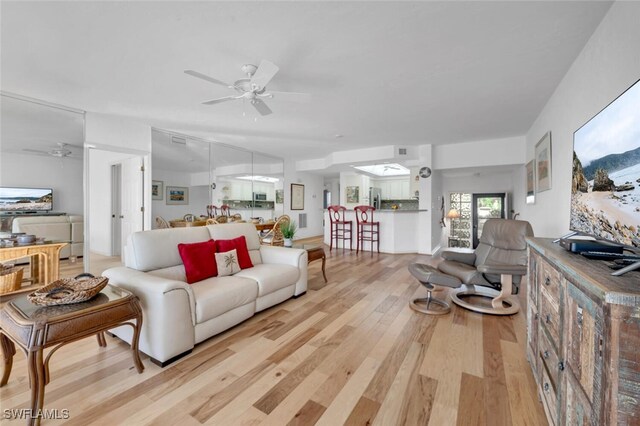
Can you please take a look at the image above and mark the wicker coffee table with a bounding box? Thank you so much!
[0,285,143,426]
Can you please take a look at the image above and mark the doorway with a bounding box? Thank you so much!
[86,147,148,275]
[472,193,505,248]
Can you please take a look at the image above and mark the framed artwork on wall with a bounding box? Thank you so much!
[525,160,535,204]
[152,180,163,200]
[275,189,284,204]
[535,131,552,192]
[166,186,189,205]
[346,186,359,203]
[291,184,304,210]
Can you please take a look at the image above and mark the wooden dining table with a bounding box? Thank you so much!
[169,220,208,228]
[254,222,277,232]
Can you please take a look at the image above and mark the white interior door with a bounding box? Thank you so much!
[111,164,122,256]
[120,156,144,256]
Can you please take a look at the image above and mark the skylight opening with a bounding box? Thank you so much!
[236,175,280,183]
[352,163,410,176]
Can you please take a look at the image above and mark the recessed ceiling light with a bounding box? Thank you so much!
[352,163,410,176]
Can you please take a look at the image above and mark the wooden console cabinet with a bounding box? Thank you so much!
[526,238,639,426]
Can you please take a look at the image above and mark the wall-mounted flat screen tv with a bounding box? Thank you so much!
[0,187,53,212]
[571,79,640,249]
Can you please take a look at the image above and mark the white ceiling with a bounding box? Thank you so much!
[1,1,612,161]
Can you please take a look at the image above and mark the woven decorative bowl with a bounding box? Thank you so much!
[28,274,108,306]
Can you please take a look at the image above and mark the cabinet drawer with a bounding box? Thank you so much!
[539,327,562,390]
[540,291,561,349]
[540,361,558,426]
[527,303,539,374]
[537,258,561,304]
[528,251,538,308]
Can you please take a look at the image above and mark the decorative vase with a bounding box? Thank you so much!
[284,238,293,247]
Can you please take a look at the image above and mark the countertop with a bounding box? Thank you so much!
[324,209,426,212]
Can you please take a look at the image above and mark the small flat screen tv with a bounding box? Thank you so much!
[571,79,640,249]
[0,187,53,212]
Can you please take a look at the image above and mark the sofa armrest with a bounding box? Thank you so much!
[259,246,308,296]
[441,250,476,265]
[477,263,527,277]
[103,266,196,363]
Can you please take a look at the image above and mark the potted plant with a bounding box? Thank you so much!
[280,220,297,247]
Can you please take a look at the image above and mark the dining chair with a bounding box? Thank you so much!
[259,215,290,246]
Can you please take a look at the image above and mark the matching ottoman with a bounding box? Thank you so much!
[408,263,462,315]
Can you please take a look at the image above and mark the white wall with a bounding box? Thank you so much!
[521,2,640,238]
[433,136,525,170]
[152,169,210,225]
[0,152,83,215]
[284,158,324,239]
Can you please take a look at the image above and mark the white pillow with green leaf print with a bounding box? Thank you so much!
[215,249,241,277]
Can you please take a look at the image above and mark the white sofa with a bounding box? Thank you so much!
[103,223,308,366]
[12,215,84,259]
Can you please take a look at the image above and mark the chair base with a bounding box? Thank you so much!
[450,285,520,316]
[410,291,451,315]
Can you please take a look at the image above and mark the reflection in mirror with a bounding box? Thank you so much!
[209,144,253,222]
[151,129,211,227]
[0,94,85,295]
[251,153,285,220]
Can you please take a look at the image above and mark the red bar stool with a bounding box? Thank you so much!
[354,205,380,254]
[327,205,353,252]
[206,205,219,218]
[220,205,231,217]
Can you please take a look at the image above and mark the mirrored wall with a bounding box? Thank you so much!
[151,129,284,226]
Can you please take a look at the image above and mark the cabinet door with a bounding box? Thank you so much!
[564,282,603,421]
[401,180,410,198]
[564,369,592,426]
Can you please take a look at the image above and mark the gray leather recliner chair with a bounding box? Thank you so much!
[409,219,534,315]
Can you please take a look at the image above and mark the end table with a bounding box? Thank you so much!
[0,285,144,426]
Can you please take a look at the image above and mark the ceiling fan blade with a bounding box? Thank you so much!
[251,60,279,90]
[265,90,311,103]
[22,149,49,154]
[184,70,232,88]
[251,99,273,116]
[202,96,240,105]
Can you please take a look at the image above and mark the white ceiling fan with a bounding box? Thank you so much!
[23,142,75,158]
[184,60,310,116]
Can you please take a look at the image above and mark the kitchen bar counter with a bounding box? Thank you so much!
[323,210,428,254]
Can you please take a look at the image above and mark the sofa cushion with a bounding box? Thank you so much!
[178,239,218,284]
[128,227,211,271]
[191,276,258,323]
[148,265,186,282]
[235,263,300,297]
[216,236,253,269]
[215,249,241,277]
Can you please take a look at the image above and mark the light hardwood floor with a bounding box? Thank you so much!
[1,241,547,425]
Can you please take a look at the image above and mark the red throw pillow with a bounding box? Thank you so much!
[216,236,253,269]
[178,239,217,284]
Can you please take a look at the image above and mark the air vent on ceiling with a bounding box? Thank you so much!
[171,136,187,145]
[298,213,307,229]
[398,148,407,155]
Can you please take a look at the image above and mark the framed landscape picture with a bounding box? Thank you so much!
[166,186,189,205]
[346,186,359,203]
[275,189,284,204]
[291,184,304,210]
[525,160,535,204]
[152,180,163,200]
[535,131,552,192]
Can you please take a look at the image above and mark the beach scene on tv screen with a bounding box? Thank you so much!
[571,81,640,248]
[0,188,53,211]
